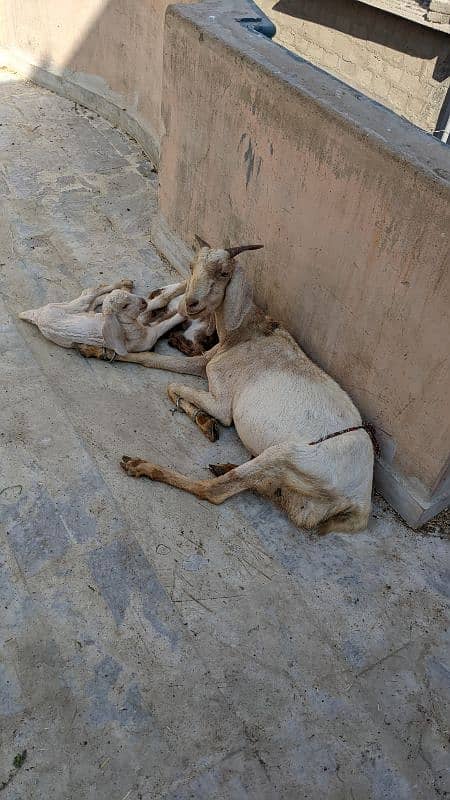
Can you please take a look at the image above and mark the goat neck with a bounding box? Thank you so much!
[215,263,257,343]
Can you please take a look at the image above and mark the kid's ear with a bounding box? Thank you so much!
[101,313,128,356]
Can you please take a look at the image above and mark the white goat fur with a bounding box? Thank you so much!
[19,280,185,355]
[83,245,374,534]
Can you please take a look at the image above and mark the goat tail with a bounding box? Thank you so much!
[19,309,38,323]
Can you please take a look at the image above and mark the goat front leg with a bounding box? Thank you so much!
[146,281,187,311]
[167,383,233,427]
[171,395,219,442]
[76,346,208,376]
[64,279,134,313]
[140,313,186,351]
[76,341,220,375]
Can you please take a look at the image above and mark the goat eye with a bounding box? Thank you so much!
[220,271,228,278]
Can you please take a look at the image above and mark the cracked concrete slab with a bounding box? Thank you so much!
[0,73,449,799]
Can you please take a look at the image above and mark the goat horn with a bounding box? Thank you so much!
[226,244,264,259]
[194,234,211,249]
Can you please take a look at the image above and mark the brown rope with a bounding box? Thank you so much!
[309,423,380,456]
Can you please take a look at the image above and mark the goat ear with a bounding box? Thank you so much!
[226,244,264,259]
[101,313,128,356]
[194,234,211,251]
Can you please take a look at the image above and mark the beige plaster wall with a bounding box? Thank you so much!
[159,4,450,522]
[0,0,194,160]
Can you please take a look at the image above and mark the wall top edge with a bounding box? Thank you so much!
[167,0,450,191]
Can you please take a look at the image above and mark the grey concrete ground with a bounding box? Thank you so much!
[0,73,448,800]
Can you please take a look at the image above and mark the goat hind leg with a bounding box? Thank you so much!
[120,456,246,502]
[85,279,135,310]
[64,279,134,313]
[120,445,294,505]
[209,463,239,476]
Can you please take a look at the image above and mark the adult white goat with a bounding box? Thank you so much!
[79,240,374,533]
[19,280,185,354]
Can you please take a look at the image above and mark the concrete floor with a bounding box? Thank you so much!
[0,73,449,800]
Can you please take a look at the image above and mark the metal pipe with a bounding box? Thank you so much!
[441,112,450,143]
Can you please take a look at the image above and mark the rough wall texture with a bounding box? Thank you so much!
[258,0,450,133]
[159,3,450,523]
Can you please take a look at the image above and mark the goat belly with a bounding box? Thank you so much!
[232,370,360,455]
[232,374,292,454]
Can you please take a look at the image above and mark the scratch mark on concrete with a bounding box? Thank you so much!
[355,639,415,680]
[182,589,214,613]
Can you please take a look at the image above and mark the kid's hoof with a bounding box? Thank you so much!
[76,344,116,361]
[76,343,103,358]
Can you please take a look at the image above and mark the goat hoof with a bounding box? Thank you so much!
[196,415,219,442]
[120,279,134,291]
[120,455,145,477]
[167,384,179,404]
[209,463,237,476]
[76,344,116,361]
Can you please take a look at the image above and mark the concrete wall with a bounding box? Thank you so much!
[157,1,450,526]
[0,0,194,163]
[0,0,449,525]
[258,0,450,134]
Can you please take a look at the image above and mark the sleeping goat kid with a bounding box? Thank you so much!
[79,241,374,534]
[19,279,185,354]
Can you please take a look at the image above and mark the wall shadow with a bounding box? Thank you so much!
[272,0,450,80]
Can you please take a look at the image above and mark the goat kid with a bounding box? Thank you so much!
[79,240,374,534]
[19,280,185,354]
